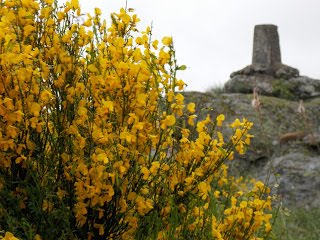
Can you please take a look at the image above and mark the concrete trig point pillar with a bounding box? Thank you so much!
[231,24,299,79]
[252,24,281,73]
[225,24,320,100]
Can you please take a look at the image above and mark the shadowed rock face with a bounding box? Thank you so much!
[224,24,320,100]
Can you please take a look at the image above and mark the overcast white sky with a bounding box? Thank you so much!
[77,0,320,92]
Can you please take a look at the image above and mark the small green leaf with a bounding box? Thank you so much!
[177,65,187,71]
[218,147,226,156]
[23,15,35,19]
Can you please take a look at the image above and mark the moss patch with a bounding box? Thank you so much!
[272,79,300,100]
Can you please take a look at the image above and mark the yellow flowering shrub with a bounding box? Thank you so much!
[0,0,273,239]
[0,232,19,240]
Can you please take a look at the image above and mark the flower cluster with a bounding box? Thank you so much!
[0,0,273,239]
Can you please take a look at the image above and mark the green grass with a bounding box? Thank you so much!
[272,207,320,240]
[205,84,225,95]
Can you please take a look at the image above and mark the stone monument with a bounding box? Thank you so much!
[224,24,320,100]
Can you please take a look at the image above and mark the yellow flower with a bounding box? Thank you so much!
[160,115,176,129]
[150,161,160,174]
[40,7,50,19]
[100,100,114,115]
[135,36,143,45]
[135,196,153,215]
[120,13,131,25]
[57,188,67,200]
[94,7,102,15]
[15,155,27,164]
[119,198,127,213]
[240,201,248,208]
[77,107,87,117]
[145,198,154,211]
[175,93,184,104]
[57,11,65,21]
[245,134,254,145]
[141,167,150,180]
[83,17,92,27]
[187,114,197,126]
[152,40,158,50]
[214,190,220,199]
[128,191,137,201]
[96,152,109,164]
[119,165,126,174]
[253,199,264,210]
[216,114,225,127]
[30,102,41,117]
[88,64,99,73]
[230,118,241,128]
[196,121,205,133]
[161,163,170,171]
[40,89,53,103]
[104,185,115,202]
[42,199,53,212]
[68,124,78,135]
[236,211,245,220]
[159,49,170,64]
[176,79,185,90]
[185,176,194,186]
[162,36,172,46]
[34,234,42,240]
[195,167,204,177]
[76,163,88,176]
[45,0,54,4]
[137,93,147,106]
[120,130,136,143]
[141,186,149,195]
[265,222,272,232]
[23,25,35,37]
[166,91,175,103]
[157,231,165,240]
[93,223,104,236]
[187,102,196,113]
[3,98,14,110]
[171,103,183,117]
[2,232,19,240]
[198,181,211,200]
[75,82,85,92]
[75,201,88,217]
[67,0,79,10]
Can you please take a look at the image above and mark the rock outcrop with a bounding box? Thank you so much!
[183,91,320,208]
[225,75,320,100]
[224,24,320,100]
[192,24,320,208]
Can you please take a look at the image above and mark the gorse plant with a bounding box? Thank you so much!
[0,0,273,239]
